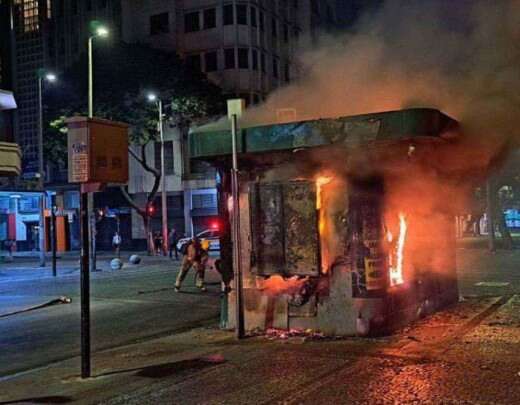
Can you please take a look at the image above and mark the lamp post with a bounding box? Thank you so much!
[86,23,109,274]
[81,22,109,380]
[147,93,168,255]
[37,69,57,267]
[88,25,108,118]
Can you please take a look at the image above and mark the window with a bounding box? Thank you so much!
[273,57,279,78]
[272,17,277,37]
[167,195,183,211]
[192,193,217,209]
[150,13,169,35]
[224,48,235,69]
[250,7,257,27]
[259,10,264,31]
[187,54,201,71]
[154,141,174,175]
[261,53,266,72]
[203,8,216,29]
[237,93,250,107]
[71,0,78,14]
[252,49,258,70]
[205,51,218,72]
[86,0,92,11]
[284,63,290,82]
[99,0,107,8]
[184,11,200,33]
[238,48,249,69]
[237,4,247,25]
[284,24,289,42]
[223,4,234,25]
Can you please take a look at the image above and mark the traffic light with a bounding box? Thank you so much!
[147,204,155,216]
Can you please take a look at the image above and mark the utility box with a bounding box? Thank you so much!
[67,117,129,184]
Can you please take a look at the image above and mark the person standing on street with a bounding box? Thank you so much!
[154,232,163,255]
[175,237,207,292]
[168,228,179,260]
[112,231,122,258]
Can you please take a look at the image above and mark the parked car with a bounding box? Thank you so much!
[176,229,221,253]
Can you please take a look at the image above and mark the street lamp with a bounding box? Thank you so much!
[147,92,168,255]
[86,22,109,269]
[81,23,109,379]
[88,23,109,118]
[37,69,57,267]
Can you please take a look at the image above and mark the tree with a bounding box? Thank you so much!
[45,42,225,253]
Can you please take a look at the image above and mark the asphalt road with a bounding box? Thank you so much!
[0,257,220,378]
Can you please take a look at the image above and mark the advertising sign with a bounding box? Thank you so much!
[67,117,129,184]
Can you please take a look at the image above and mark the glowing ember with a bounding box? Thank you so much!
[389,213,407,286]
[259,275,307,296]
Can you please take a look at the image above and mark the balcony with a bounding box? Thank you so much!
[0,141,21,177]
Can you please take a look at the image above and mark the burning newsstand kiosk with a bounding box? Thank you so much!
[190,108,460,336]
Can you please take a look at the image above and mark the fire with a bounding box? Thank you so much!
[259,275,307,296]
[389,213,407,286]
[315,176,332,210]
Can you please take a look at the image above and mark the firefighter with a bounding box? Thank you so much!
[174,237,208,292]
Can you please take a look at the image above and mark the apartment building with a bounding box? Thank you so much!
[123,0,337,240]
[123,0,337,103]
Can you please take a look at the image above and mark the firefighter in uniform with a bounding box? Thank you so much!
[174,237,209,292]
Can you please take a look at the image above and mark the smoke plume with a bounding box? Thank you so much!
[244,0,520,157]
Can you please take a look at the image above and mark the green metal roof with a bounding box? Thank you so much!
[190,108,457,160]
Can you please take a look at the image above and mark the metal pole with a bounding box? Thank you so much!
[231,114,244,339]
[37,77,46,267]
[87,36,96,272]
[159,100,168,255]
[88,36,93,119]
[51,199,57,277]
[486,178,496,252]
[80,190,91,378]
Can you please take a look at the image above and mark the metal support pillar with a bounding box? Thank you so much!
[51,197,57,277]
[80,190,91,378]
[231,113,244,339]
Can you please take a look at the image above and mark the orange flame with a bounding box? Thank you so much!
[315,176,333,210]
[259,275,307,296]
[389,213,407,286]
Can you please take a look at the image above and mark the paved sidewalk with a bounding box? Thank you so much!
[1,294,520,404]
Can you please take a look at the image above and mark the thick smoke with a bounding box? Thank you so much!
[245,0,520,156]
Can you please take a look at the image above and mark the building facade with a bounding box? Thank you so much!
[2,0,339,249]
[122,0,337,103]
[123,0,338,241]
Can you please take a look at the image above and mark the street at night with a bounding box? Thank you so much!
[0,254,220,378]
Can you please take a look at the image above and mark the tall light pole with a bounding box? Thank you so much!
[81,22,109,379]
[37,69,57,267]
[87,23,109,273]
[88,25,108,118]
[147,93,168,255]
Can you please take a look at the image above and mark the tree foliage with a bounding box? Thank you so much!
[44,42,226,251]
[44,41,225,160]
